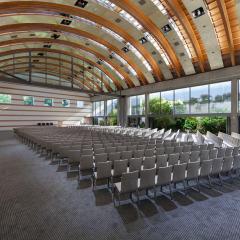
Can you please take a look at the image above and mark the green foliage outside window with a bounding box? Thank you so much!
[0,94,11,104]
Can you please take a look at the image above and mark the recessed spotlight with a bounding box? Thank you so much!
[192,7,205,18]
[162,24,172,34]
[51,34,60,39]
[139,37,148,44]
[43,44,51,48]
[122,47,129,53]
[75,0,88,8]
[61,19,72,25]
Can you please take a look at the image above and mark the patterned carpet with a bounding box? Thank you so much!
[1,131,240,240]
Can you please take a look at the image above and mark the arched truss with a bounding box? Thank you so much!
[0,0,239,93]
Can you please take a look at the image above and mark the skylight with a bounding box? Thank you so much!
[151,0,167,15]
[119,10,143,31]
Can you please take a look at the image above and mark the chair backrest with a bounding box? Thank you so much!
[190,151,200,162]
[121,171,139,193]
[225,147,233,157]
[187,161,200,179]
[96,161,112,179]
[209,149,218,160]
[165,147,175,154]
[127,145,137,151]
[222,156,233,173]
[199,144,208,151]
[156,154,168,168]
[174,146,183,153]
[113,159,128,177]
[157,166,172,186]
[142,156,156,169]
[79,155,94,170]
[94,144,103,149]
[134,149,144,158]
[139,168,156,189]
[233,155,240,170]
[109,152,121,162]
[68,150,81,163]
[137,145,146,150]
[207,143,215,150]
[145,149,155,157]
[200,150,209,162]
[172,163,187,182]
[179,152,190,164]
[121,150,132,160]
[168,153,179,166]
[217,148,226,158]
[233,146,240,156]
[95,153,108,164]
[129,157,143,172]
[147,144,155,149]
[94,148,105,154]
[200,159,212,177]
[156,147,165,155]
[82,149,92,155]
[191,145,200,151]
[211,158,223,174]
[117,146,127,152]
[182,145,192,152]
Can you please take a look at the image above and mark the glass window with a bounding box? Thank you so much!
[0,94,11,104]
[161,90,174,114]
[129,95,145,115]
[44,98,54,107]
[77,101,84,108]
[94,101,105,116]
[209,82,231,113]
[23,96,34,106]
[174,88,190,114]
[149,92,160,115]
[62,99,70,107]
[107,99,118,116]
[190,85,209,114]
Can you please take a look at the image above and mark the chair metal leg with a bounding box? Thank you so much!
[219,173,223,186]
[197,177,200,192]
[169,184,173,200]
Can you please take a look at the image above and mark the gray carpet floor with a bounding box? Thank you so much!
[1,131,240,240]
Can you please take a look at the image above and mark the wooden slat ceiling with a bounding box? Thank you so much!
[0,0,239,92]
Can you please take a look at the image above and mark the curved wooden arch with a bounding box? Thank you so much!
[0,36,132,89]
[110,0,183,77]
[0,1,163,81]
[0,23,147,85]
[1,61,103,92]
[0,48,118,92]
[3,65,95,91]
[0,55,106,90]
[164,0,205,72]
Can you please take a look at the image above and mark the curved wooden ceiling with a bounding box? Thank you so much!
[0,0,239,92]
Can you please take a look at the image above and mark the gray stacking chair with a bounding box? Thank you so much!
[128,145,137,151]
[225,148,233,157]
[156,154,168,168]
[109,152,121,163]
[199,144,208,151]
[106,147,117,153]
[92,161,112,190]
[129,158,143,172]
[121,150,132,160]
[209,149,218,160]
[233,155,240,177]
[174,146,183,153]
[155,166,173,198]
[113,171,139,206]
[95,153,108,165]
[182,145,192,152]
[233,147,240,156]
[137,145,146,150]
[138,168,156,201]
[172,163,187,190]
[199,160,213,187]
[207,143,215,150]
[94,148,105,154]
[190,151,200,162]
[82,149,93,155]
[78,155,94,180]
[117,146,127,152]
[217,148,226,158]
[156,148,165,155]
[147,144,155,149]
[142,156,156,169]
[191,145,200,151]
[221,156,233,178]
[112,159,128,180]
[134,150,144,158]
[179,152,190,164]
[145,149,155,157]
[199,150,209,162]
[186,162,200,191]
[211,158,223,185]
[168,153,179,166]
[165,147,175,154]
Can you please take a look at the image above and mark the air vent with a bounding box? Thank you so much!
[38,53,44,56]
[174,41,180,46]
[152,51,156,55]
[122,47,129,53]
[61,19,72,25]
[162,24,172,34]
[138,0,146,5]
[115,18,122,23]
[75,0,88,8]
[139,37,148,44]
[180,52,185,57]
[192,7,205,19]
[51,34,60,39]
[43,44,51,48]
[11,35,17,39]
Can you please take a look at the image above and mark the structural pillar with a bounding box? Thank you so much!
[118,96,128,127]
[145,93,149,128]
[231,78,238,133]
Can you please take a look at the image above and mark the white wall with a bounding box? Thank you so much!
[0,81,92,130]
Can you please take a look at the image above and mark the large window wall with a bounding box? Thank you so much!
[129,94,145,115]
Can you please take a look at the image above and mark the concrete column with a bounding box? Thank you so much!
[118,96,128,127]
[231,79,238,133]
[145,93,149,128]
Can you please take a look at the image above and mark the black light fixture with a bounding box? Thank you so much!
[162,24,172,34]
[139,37,148,44]
[11,35,17,39]
[38,53,44,56]
[75,0,88,8]
[192,7,205,18]
[51,34,60,39]
[97,59,103,65]
[122,46,129,53]
[61,19,72,25]
[43,44,51,48]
